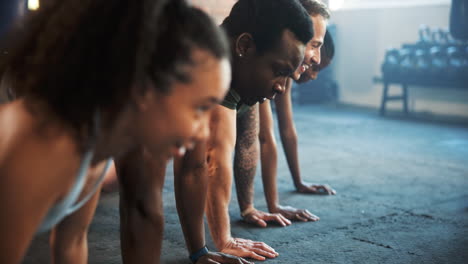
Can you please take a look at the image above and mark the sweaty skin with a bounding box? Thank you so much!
[236,14,336,228]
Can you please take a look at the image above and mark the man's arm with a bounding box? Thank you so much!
[174,140,252,264]
[116,148,168,264]
[234,105,258,215]
[117,141,250,264]
[275,79,335,195]
[275,79,301,189]
[174,141,208,254]
[258,100,279,213]
[205,105,277,261]
[234,105,290,228]
[258,99,318,222]
[205,105,237,249]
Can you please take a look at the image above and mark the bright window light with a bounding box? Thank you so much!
[329,0,345,11]
[28,0,40,11]
[329,0,450,11]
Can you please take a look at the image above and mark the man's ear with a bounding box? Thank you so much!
[235,33,256,58]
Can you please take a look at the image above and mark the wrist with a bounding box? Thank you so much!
[189,246,209,263]
[268,203,281,213]
[240,206,256,218]
[214,235,233,251]
[294,180,304,190]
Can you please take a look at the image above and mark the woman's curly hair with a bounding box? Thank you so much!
[0,0,229,139]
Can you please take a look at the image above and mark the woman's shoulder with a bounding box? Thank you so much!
[0,101,82,236]
[0,100,80,178]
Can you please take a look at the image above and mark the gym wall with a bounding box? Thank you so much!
[189,0,236,24]
[332,3,468,118]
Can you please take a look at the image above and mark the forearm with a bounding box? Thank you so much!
[234,105,259,213]
[233,145,257,213]
[259,134,280,212]
[275,84,302,188]
[258,101,280,212]
[174,143,207,254]
[279,129,302,187]
[206,157,233,249]
[204,105,237,250]
[119,194,164,264]
[117,148,166,264]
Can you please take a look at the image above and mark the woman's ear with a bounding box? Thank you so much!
[235,33,256,58]
[130,80,156,112]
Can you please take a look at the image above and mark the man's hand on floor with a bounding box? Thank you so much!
[296,182,336,195]
[242,208,291,227]
[197,251,254,264]
[220,237,279,261]
[271,205,320,222]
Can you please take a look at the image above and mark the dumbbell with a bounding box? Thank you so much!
[429,46,449,83]
[382,48,401,81]
[438,28,451,45]
[446,46,464,84]
[414,48,431,83]
[430,29,439,44]
[418,24,432,44]
[399,48,418,82]
[463,45,468,84]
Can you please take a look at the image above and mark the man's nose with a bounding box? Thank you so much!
[312,49,321,66]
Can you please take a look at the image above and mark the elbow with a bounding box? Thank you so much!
[134,198,164,225]
[259,131,277,148]
[280,128,297,141]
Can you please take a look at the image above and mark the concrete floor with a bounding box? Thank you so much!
[24,105,468,264]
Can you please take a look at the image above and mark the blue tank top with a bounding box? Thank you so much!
[36,112,112,234]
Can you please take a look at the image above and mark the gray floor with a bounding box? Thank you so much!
[24,105,468,264]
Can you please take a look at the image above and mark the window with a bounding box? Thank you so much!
[28,0,39,11]
[329,0,450,11]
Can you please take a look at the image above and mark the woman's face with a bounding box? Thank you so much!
[134,49,231,158]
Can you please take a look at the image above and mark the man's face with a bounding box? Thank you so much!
[294,15,327,82]
[296,54,333,84]
[296,64,320,84]
[238,29,305,105]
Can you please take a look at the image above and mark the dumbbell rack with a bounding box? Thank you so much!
[375,71,467,116]
[378,43,468,115]
[374,76,409,116]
